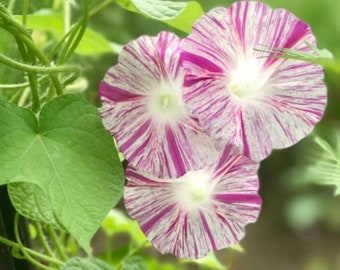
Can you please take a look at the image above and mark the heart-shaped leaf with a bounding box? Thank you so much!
[0,95,124,253]
[116,0,203,33]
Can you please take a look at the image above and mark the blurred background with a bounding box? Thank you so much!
[1,0,340,269]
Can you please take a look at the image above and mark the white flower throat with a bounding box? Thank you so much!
[148,83,185,121]
[228,58,262,99]
[174,170,212,210]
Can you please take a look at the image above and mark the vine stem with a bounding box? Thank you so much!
[7,0,16,13]
[89,0,112,17]
[64,0,71,36]
[34,221,56,258]
[15,36,41,112]
[14,214,61,270]
[22,0,29,27]
[46,225,68,262]
[0,3,65,96]
[0,75,50,90]
[0,235,64,268]
[0,52,80,74]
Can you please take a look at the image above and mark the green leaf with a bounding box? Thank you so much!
[115,0,203,33]
[76,28,113,55]
[62,257,115,270]
[8,183,62,229]
[300,132,340,195]
[0,95,124,253]
[180,252,224,270]
[122,256,147,270]
[15,13,113,55]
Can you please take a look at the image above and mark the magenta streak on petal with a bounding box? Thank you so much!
[222,215,238,243]
[199,210,217,250]
[123,45,157,78]
[120,120,151,153]
[141,204,176,234]
[126,169,160,186]
[214,194,262,205]
[239,110,250,157]
[127,130,151,162]
[180,52,223,73]
[99,81,140,101]
[165,126,186,176]
[284,20,309,48]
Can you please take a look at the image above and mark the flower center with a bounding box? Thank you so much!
[159,93,173,110]
[148,86,184,122]
[228,58,261,99]
[174,170,212,210]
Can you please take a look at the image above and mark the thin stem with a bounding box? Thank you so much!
[46,226,68,262]
[18,87,31,107]
[0,52,80,74]
[22,0,29,27]
[89,0,112,17]
[0,4,65,96]
[116,240,148,270]
[0,4,32,39]
[14,214,60,270]
[15,36,41,112]
[7,0,16,13]
[0,235,64,267]
[15,33,65,95]
[58,0,89,64]
[34,221,55,258]
[64,0,71,35]
[0,75,50,90]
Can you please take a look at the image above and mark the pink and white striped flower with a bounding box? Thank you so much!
[99,32,218,178]
[181,1,327,161]
[124,145,261,259]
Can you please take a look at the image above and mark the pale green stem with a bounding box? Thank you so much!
[89,0,112,17]
[7,0,16,13]
[18,87,30,107]
[34,221,56,258]
[22,0,29,27]
[0,75,50,90]
[64,0,71,36]
[0,52,79,74]
[0,235,64,267]
[13,214,61,270]
[46,226,68,262]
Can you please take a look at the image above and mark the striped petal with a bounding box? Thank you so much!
[100,31,219,178]
[181,1,327,161]
[124,145,261,259]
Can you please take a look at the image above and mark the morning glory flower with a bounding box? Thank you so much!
[124,145,261,259]
[181,1,327,161]
[99,31,218,178]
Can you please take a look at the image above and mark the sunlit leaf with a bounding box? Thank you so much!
[15,13,114,55]
[0,95,124,253]
[180,252,224,270]
[115,0,203,33]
